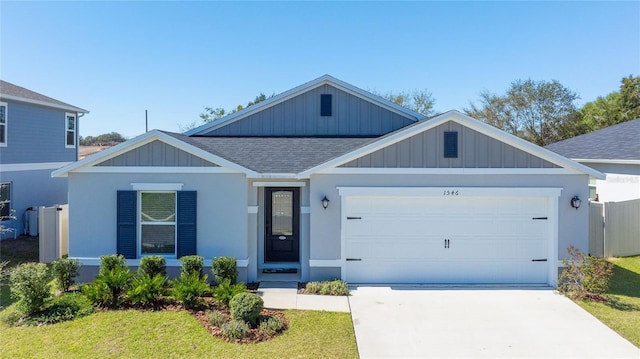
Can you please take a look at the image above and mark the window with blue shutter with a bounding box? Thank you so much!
[320,94,332,116]
[444,131,458,158]
[117,190,197,259]
[117,191,137,259]
[177,191,197,258]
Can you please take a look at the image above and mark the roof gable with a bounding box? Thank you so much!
[185,75,425,136]
[52,130,257,177]
[0,80,89,114]
[545,118,640,162]
[340,120,559,169]
[95,140,219,167]
[299,110,605,179]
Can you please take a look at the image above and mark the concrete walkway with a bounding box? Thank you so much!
[256,281,350,312]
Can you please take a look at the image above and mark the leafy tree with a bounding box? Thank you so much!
[180,93,275,132]
[372,89,435,116]
[465,79,580,146]
[619,75,640,120]
[577,75,640,134]
[80,132,127,146]
[199,93,274,123]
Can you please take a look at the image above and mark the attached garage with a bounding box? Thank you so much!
[339,187,560,284]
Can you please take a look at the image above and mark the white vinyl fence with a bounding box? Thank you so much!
[589,199,640,257]
[39,204,69,263]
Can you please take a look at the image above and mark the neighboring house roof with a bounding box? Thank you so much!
[184,74,426,136]
[0,80,89,114]
[545,118,640,163]
[79,145,115,160]
[164,131,374,173]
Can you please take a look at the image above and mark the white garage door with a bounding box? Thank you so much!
[344,195,550,284]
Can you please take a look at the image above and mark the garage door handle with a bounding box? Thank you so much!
[532,217,548,220]
[531,259,547,262]
[346,258,362,261]
[346,216,362,220]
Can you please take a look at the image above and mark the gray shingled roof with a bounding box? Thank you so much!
[162,131,375,173]
[545,119,640,161]
[0,80,88,113]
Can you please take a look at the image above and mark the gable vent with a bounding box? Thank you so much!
[444,131,458,158]
[320,94,332,116]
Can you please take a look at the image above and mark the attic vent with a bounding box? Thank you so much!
[444,131,458,158]
[320,94,332,116]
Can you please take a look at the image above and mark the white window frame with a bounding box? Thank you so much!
[138,190,177,258]
[65,112,76,148]
[0,182,12,221]
[0,102,7,147]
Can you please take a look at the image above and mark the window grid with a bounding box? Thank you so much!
[139,191,177,257]
[65,113,76,148]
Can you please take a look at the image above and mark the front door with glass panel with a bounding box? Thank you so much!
[265,188,300,262]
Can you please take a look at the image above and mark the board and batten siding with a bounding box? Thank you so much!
[201,84,416,137]
[0,100,78,164]
[96,140,218,167]
[340,121,559,169]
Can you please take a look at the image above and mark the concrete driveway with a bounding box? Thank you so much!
[348,286,639,358]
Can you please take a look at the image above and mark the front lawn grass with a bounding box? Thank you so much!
[577,255,640,348]
[0,308,358,358]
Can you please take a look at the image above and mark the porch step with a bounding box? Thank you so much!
[262,268,298,274]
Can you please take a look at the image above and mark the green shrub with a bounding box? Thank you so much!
[320,280,349,296]
[127,273,167,308]
[99,254,127,275]
[305,280,349,296]
[180,255,204,277]
[259,315,286,336]
[558,246,614,299]
[21,293,94,326]
[9,262,51,315]
[51,256,81,292]
[170,272,209,309]
[305,281,322,294]
[213,279,246,307]
[83,265,134,307]
[212,256,237,284]
[229,292,263,326]
[138,256,166,277]
[221,319,250,340]
[205,309,229,327]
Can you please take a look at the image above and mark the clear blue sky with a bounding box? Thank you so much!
[1,1,638,138]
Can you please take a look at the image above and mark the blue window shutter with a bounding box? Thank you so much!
[444,131,458,158]
[117,191,137,259]
[320,94,332,116]
[177,191,197,258]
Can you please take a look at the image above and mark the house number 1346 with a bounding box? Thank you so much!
[443,190,459,196]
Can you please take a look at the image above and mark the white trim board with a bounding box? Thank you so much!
[320,168,581,176]
[74,167,239,174]
[73,257,249,268]
[131,183,184,191]
[1,162,72,172]
[252,181,306,187]
[337,186,563,198]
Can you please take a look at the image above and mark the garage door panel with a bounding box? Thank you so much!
[344,195,550,284]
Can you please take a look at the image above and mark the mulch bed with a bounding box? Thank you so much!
[114,296,288,344]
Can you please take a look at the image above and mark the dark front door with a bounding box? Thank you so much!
[265,187,300,262]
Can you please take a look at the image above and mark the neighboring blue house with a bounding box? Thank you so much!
[0,80,89,238]
[54,75,602,285]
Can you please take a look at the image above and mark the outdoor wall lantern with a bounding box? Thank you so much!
[571,195,582,210]
[321,195,330,210]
